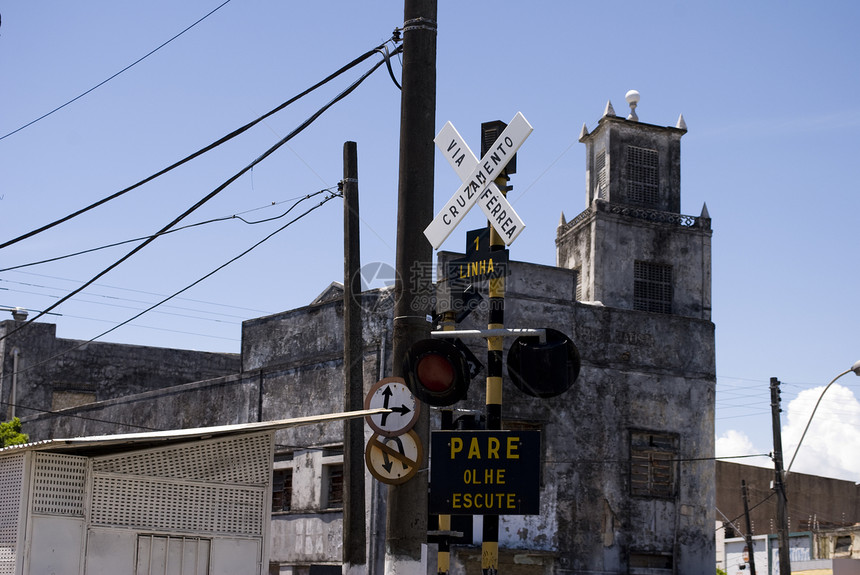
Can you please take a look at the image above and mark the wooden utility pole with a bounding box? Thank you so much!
[343,141,366,574]
[387,0,437,572]
[770,377,791,575]
[741,479,757,575]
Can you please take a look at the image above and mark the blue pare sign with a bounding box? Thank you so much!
[430,430,540,515]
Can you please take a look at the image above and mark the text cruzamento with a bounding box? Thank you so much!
[437,136,519,239]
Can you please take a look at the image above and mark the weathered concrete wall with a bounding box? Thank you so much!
[21,373,259,439]
[0,319,240,421]
[581,116,684,213]
[556,200,712,320]
[13,259,716,573]
[717,461,860,534]
[270,513,343,565]
[246,289,393,451]
[435,256,716,573]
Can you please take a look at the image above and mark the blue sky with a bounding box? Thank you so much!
[1,2,859,488]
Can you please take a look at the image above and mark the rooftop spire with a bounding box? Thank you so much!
[603,100,616,117]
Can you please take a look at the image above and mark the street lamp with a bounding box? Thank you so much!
[785,360,860,477]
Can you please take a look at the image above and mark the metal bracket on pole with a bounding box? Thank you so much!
[430,328,546,344]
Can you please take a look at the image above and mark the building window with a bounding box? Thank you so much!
[323,464,343,509]
[626,146,659,206]
[272,469,292,512]
[596,148,608,200]
[629,552,673,574]
[573,267,582,301]
[835,535,852,555]
[630,431,678,498]
[633,261,672,314]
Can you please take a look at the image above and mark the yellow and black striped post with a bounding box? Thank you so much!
[437,312,456,575]
[482,170,508,575]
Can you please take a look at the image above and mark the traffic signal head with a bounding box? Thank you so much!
[506,328,581,399]
[402,338,471,407]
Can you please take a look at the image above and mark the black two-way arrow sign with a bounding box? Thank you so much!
[364,377,420,437]
[380,385,412,427]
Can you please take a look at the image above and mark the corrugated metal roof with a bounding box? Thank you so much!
[0,408,387,455]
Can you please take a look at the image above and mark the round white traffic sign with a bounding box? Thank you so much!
[365,430,423,485]
[364,377,420,437]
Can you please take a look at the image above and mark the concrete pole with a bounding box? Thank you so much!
[343,141,366,574]
[386,0,437,572]
[770,377,791,575]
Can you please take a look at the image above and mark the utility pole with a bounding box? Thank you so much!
[741,479,757,575]
[342,141,366,574]
[770,377,791,575]
[387,0,437,572]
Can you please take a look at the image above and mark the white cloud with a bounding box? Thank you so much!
[716,429,772,470]
[781,383,860,482]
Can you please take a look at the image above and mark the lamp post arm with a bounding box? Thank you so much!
[785,361,860,478]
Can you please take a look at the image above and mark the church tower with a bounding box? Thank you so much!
[556,91,712,320]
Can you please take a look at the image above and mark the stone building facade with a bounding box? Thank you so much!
[0,317,240,424]
[12,98,717,574]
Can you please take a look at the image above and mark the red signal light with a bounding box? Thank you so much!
[416,354,455,392]
[403,339,471,407]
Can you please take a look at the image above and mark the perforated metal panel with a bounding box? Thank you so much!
[32,453,87,516]
[0,454,25,575]
[90,433,272,538]
[91,476,264,536]
[93,433,272,485]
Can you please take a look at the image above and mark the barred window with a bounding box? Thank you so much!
[324,464,344,509]
[626,146,659,206]
[272,468,292,512]
[634,261,672,314]
[630,431,678,498]
[574,267,582,301]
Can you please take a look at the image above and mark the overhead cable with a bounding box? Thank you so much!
[0,0,235,142]
[0,195,334,272]
[0,46,393,342]
[2,189,339,381]
[0,38,401,251]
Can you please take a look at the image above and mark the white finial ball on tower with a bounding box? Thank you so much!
[625,90,640,121]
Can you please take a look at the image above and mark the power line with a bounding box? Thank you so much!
[0,37,400,251]
[715,491,778,533]
[0,44,396,343]
[544,453,771,465]
[0,0,235,142]
[2,189,339,382]
[0,194,337,272]
[6,270,273,316]
[0,399,163,433]
[0,189,338,327]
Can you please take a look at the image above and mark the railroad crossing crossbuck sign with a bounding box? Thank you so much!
[424,112,533,250]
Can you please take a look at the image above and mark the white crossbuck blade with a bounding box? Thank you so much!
[424,112,532,250]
